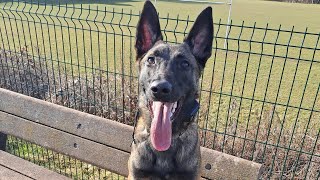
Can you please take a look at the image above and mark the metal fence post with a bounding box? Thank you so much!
[0,133,7,151]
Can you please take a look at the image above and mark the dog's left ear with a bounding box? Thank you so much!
[136,1,163,60]
[184,7,213,68]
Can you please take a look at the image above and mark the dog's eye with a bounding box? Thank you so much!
[147,57,155,64]
[181,60,190,68]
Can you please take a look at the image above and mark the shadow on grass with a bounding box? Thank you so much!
[0,0,142,6]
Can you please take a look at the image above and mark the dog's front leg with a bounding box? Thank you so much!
[128,154,135,180]
[128,149,150,180]
[127,172,133,180]
[128,158,152,180]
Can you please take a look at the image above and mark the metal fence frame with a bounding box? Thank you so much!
[0,1,319,179]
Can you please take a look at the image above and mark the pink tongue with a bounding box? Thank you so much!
[150,101,173,151]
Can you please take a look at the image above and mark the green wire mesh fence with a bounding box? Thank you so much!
[0,1,319,179]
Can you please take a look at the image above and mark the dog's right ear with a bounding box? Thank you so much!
[135,1,163,60]
[184,7,213,68]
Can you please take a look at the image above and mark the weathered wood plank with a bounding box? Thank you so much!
[0,165,32,180]
[0,150,69,180]
[0,88,263,179]
[0,111,130,176]
[0,88,133,152]
[201,147,263,179]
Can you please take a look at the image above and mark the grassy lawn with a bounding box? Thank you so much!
[2,0,319,30]
[6,136,126,180]
[0,0,319,179]
[1,0,320,30]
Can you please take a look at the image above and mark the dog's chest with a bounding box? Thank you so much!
[153,150,177,173]
[132,130,199,177]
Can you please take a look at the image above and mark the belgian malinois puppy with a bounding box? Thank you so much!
[128,1,213,179]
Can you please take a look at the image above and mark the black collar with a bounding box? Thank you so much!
[132,100,200,144]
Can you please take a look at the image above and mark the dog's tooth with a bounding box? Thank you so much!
[173,102,177,109]
[142,128,148,135]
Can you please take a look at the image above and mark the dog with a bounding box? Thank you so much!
[128,1,213,179]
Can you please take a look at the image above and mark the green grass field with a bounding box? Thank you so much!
[2,0,320,29]
[2,0,319,30]
[5,136,126,180]
[0,0,319,179]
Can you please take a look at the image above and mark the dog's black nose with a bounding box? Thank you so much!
[150,80,172,97]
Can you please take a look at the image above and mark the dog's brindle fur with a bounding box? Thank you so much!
[128,1,213,179]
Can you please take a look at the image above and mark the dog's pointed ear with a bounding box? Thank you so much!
[184,7,213,68]
[135,1,163,60]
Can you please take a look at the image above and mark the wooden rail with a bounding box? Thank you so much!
[0,150,69,180]
[0,88,263,179]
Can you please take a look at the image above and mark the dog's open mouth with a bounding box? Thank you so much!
[148,99,182,121]
[147,99,183,152]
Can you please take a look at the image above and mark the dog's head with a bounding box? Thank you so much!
[136,1,213,151]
